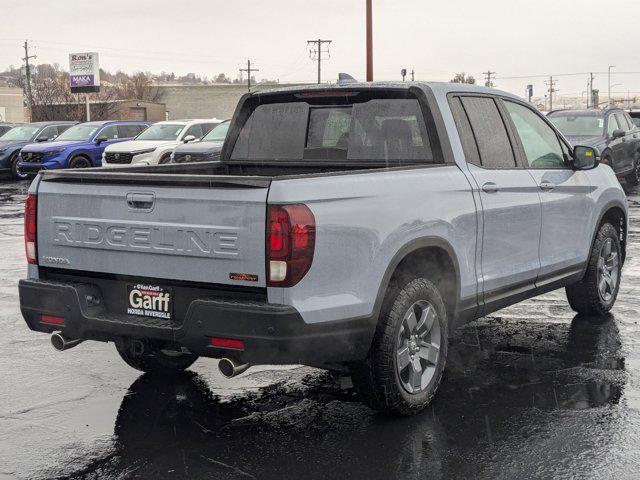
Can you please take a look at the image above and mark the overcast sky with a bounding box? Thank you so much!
[3,0,640,101]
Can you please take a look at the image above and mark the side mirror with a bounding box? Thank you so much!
[573,145,600,170]
[95,136,108,144]
[35,137,48,142]
[612,129,625,139]
[183,135,196,143]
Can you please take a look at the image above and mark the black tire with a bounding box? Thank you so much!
[566,222,622,316]
[68,155,92,169]
[625,152,640,186]
[115,337,198,375]
[9,152,28,179]
[350,277,448,415]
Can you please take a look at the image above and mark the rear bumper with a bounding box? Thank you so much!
[19,278,374,366]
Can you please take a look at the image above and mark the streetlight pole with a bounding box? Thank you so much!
[608,65,615,107]
[366,0,373,81]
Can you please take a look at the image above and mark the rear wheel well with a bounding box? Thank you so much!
[387,247,458,320]
[601,206,627,264]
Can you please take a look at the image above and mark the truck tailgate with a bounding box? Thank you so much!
[36,176,269,287]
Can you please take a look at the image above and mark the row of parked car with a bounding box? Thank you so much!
[0,118,230,179]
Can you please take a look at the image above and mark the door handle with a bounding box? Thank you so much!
[126,192,155,210]
[481,182,500,193]
[539,182,555,191]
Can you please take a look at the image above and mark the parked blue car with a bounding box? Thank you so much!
[0,121,77,179]
[18,120,152,173]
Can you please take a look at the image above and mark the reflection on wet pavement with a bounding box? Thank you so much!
[0,178,639,479]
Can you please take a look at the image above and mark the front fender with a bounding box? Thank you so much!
[65,148,96,167]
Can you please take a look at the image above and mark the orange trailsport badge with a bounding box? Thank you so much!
[229,273,259,282]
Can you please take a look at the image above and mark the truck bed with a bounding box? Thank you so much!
[39,160,413,186]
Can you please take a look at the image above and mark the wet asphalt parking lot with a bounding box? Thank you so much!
[1,177,640,480]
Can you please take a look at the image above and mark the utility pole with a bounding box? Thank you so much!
[483,70,496,88]
[608,65,615,107]
[546,76,556,111]
[307,39,332,84]
[22,40,36,121]
[411,69,415,81]
[366,0,373,81]
[239,60,258,92]
[587,72,594,108]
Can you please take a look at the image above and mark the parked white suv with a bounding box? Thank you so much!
[101,119,222,167]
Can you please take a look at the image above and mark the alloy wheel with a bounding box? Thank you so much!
[597,237,619,303]
[396,300,441,394]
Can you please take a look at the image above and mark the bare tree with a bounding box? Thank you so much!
[450,72,476,84]
[115,72,163,102]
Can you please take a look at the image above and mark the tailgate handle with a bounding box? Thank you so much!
[126,192,155,210]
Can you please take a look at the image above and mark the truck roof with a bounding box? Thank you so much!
[249,81,521,101]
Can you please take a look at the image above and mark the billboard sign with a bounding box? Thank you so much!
[69,52,100,93]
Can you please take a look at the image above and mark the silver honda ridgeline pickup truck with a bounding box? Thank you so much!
[19,83,627,415]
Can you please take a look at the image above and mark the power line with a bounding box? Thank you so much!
[307,39,331,84]
[239,59,258,92]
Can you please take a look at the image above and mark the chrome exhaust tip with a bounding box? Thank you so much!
[218,357,251,378]
[51,333,83,351]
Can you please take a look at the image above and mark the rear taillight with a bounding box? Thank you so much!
[266,204,315,287]
[24,194,37,265]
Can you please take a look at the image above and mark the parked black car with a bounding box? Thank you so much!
[0,121,77,179]
[629,111,640,128]
[0,122,20,137]
[170,120,230,163]
[548,108,640,184]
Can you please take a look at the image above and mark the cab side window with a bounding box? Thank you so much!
[503,100,565,169]
[460,96,517,168]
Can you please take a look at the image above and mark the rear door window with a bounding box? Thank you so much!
[231,98,433,163]
[118,124,144,138]
[449,96,481,167]
[460,96,517,168]
[607,115,620,136]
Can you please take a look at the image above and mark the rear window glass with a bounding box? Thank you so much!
[231,98,432,163]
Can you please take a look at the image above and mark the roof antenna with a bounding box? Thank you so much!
[338,73,357,85]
